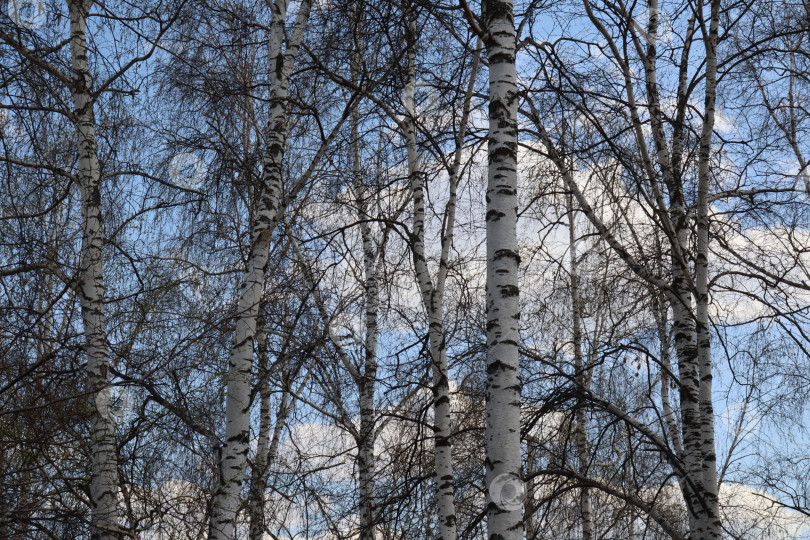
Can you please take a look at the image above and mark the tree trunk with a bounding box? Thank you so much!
[653,294,683,458]
[401,10,471,540]
[567,194,593,540]
[69,1,119,538]
[694,1,721,537]
[354,103,379,540]
[482,0,523,538]
[208,1,312,537]
[247,313,293,540]
[350,14,378,536]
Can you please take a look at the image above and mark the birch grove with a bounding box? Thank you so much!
[5,0,810,539]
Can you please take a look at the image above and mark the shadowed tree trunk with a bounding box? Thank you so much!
[247,312,295,540]
[69,1,118,537]
[567,194,593,540]
[350,10,379,536]
[208,1,313,537]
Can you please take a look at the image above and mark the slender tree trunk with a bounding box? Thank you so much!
[69,2,118,538]
[247,314,271,540]
[653,295,683,458]
[694,2,721,537]
[524,438,538,540]
[350,17,378,535]
[528,1,720,536]
[567,195,593,540]
[354,140,379,540]
[401,10,475,540]
[208,1,312,537]
[482,0,523,538]
[247,313,293,540]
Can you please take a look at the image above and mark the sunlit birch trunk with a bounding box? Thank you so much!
[68,2,118,538]
[483,0,523,538]
[693,1,721,536]
[208,1,312,537]
[402,12,481,540]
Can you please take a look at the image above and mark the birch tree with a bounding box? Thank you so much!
[481,0,523,538]
[399,7,482,538]
[517,0,742,537]
[67,2,120,536]
[247,288,319,540]
[0,1,183,536]
[207,1,315,536]
[567,194,594,540]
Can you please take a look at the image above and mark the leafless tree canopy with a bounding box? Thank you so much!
[2,0,810,539]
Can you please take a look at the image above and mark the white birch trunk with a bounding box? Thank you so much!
[208,1,312,537]
[355,191,380,540]
[668,208,704,536]
[401,12,476,540]
[694,2,721,537]
[530,2,720,535]
[247,316,272,540]
[567,195,593,540]
[354,104,379,540]
[69,2,118,537]
[247,314,293,540]
[349,17,378,534]
[483,0,523,538]
[653,295,683,458]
